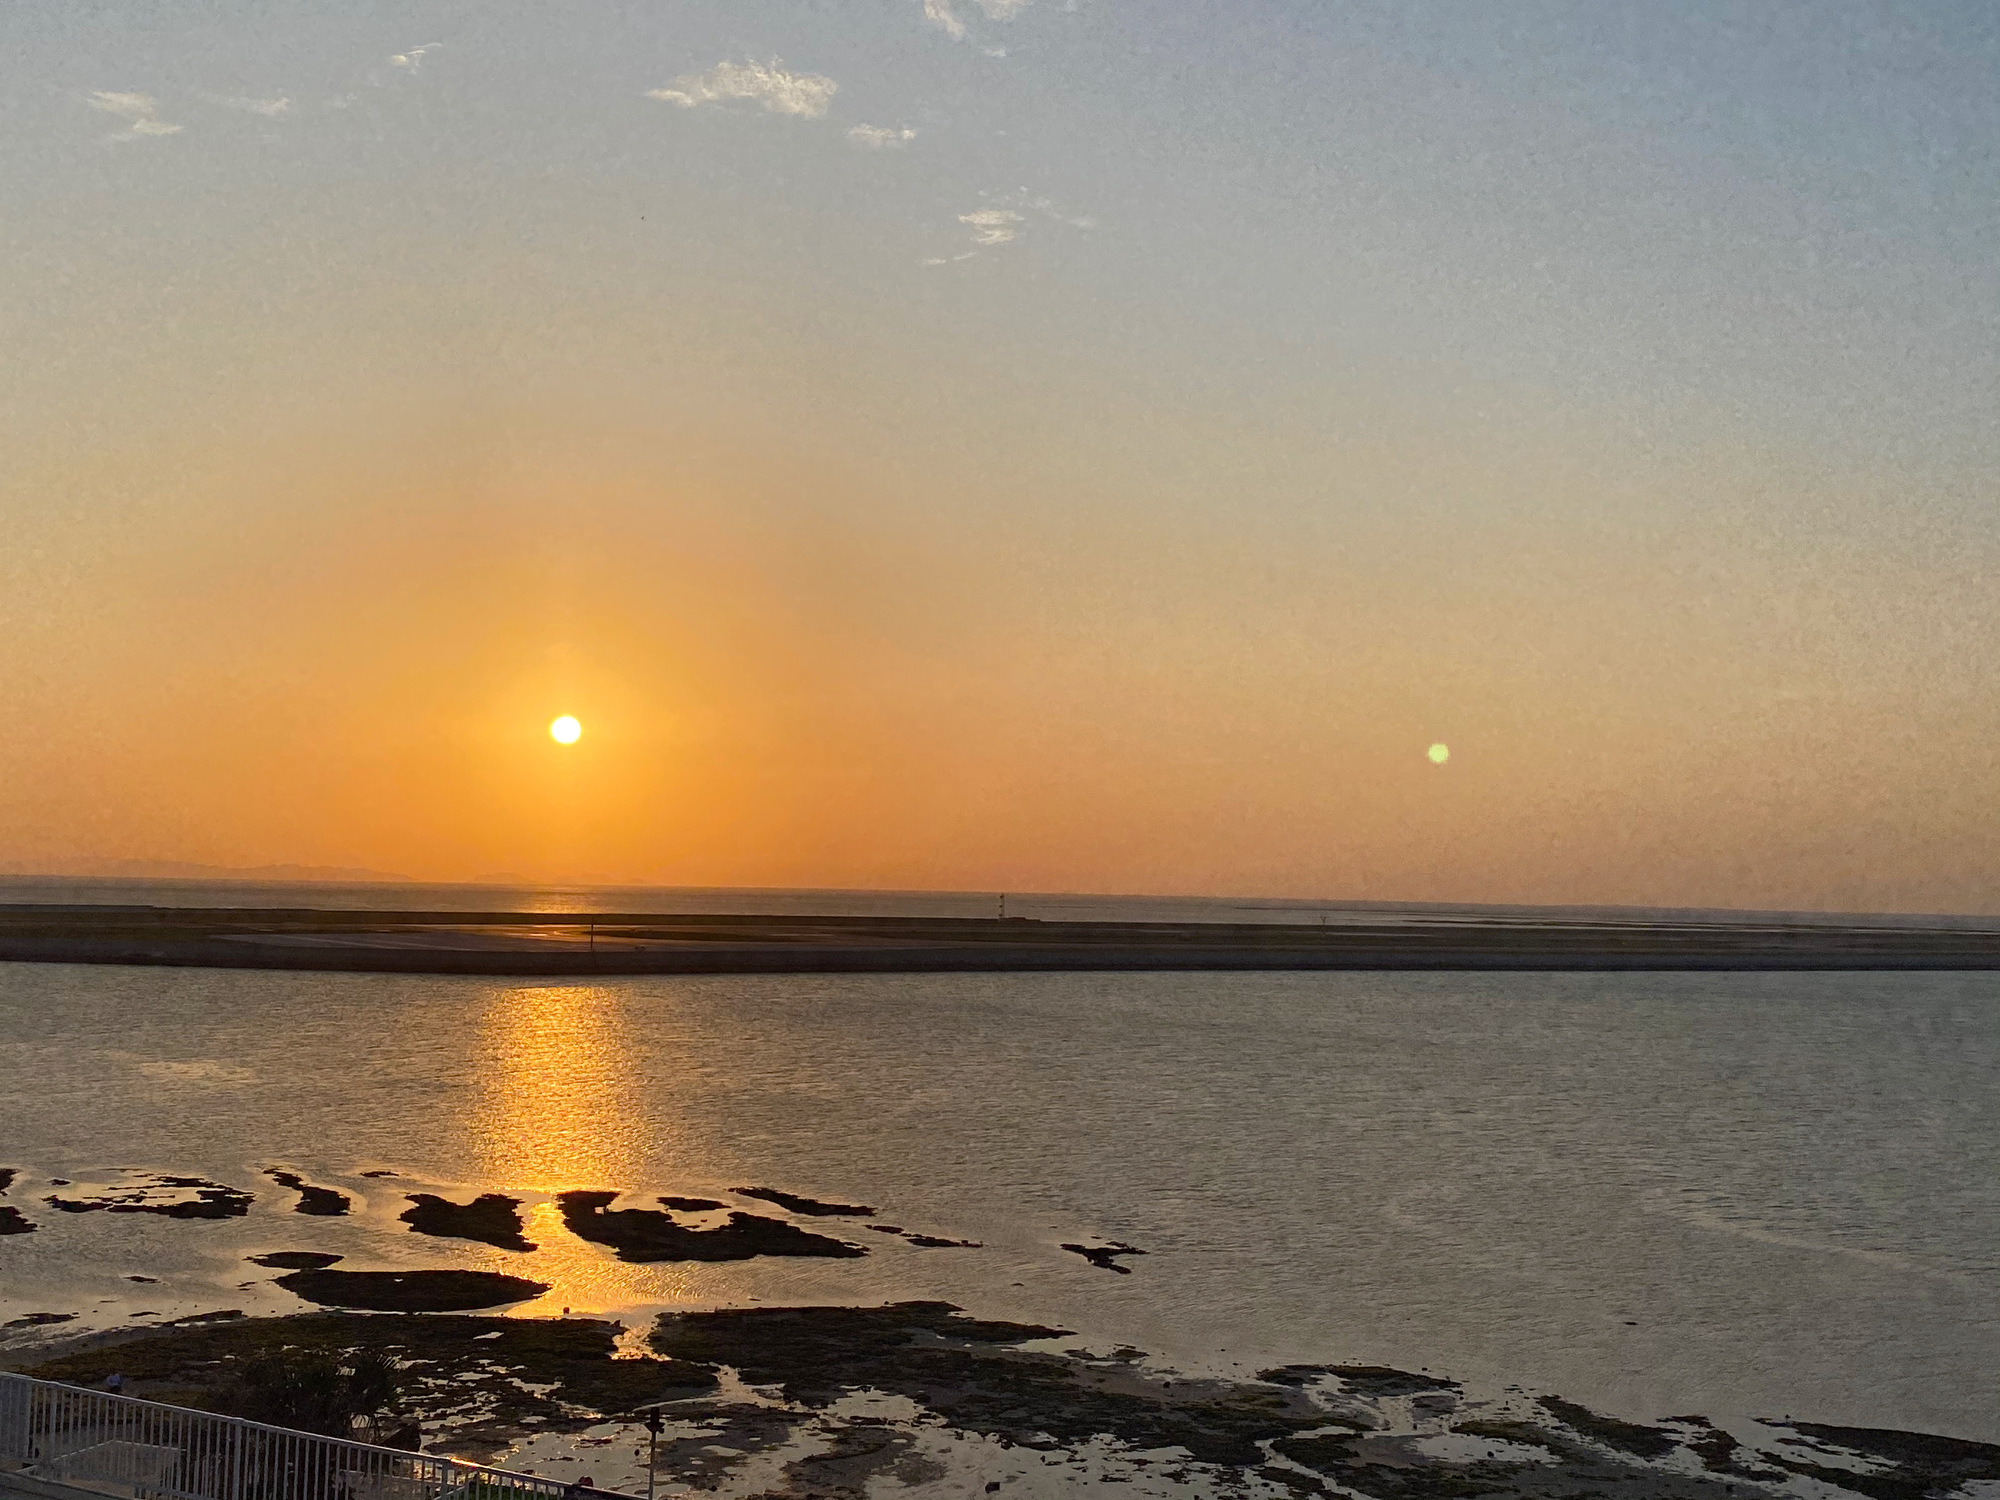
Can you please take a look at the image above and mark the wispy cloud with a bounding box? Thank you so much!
[647,59,837,118]
[389,44,440,72]
[87,91,182,141]
[922,0,967,39]
[959,208,1025,246]
[210,94,291,117]
[849,123,917,149]
[935,193,1093,263]
[924,0,1032,40]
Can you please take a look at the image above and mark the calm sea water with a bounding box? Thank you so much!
[1,961,1994,1442]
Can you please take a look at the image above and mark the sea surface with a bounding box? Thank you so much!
[1,955,1995,1444]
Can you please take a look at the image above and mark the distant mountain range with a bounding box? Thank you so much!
[0,859,415,884]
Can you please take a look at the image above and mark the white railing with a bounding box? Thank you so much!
[0,1374,631,1500]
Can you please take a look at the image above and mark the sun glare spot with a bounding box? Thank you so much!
[550,715,582,744]
[1427,742,1450,765]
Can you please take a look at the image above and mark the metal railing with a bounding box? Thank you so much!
[0,1375,630,1500]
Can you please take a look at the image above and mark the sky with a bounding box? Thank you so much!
[1,0,1994,913]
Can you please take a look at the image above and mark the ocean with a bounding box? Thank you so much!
[1,943,1993,1444]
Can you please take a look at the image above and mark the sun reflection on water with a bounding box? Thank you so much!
[470,983,697,1312]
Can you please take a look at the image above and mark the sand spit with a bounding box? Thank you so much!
[3,905,1995,972]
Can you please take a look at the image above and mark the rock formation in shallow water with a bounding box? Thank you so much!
[263,1169,352,1215]
[45,1174,253,1219]
[400,1192,536,1251]
[246,1251,344,1269]
[273,1268,549,1312]
[1061,1240,1146,1272]
[557,1190,865,1261]
[731,1186,876,1216]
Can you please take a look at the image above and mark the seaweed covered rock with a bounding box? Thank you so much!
[274,1268,548,1312]
[400,1193,536,1252]
[557,1191,864,1262]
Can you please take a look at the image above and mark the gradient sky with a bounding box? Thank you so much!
[2,0,1994,912]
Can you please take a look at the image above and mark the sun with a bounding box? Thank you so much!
[550,715,582,745]
[1427,742,1450,765]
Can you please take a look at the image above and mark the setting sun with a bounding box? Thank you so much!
[550,715,582,745]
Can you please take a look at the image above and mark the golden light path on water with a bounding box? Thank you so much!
[470,983,698,1312]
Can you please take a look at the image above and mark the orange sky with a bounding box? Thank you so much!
[2,4,1994,913]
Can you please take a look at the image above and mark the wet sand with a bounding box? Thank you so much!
[2,905,1993,973]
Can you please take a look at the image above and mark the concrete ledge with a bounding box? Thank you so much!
[0,1469,128,1500]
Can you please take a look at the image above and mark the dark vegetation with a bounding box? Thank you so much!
[217,1347,402,1438]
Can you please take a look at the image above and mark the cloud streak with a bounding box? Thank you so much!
[923,0,967,39]
[959,208,1025,245]
[924,0,1032,40]
[87,91,181,141]
[849,123,917,148]
[210,95,291,117]
[388,44,440,72]
[648,59,837,118]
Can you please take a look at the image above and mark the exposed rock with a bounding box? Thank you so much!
[400,1193,536,1251]
[45,1175,252,1220]
[264,1169,352,1216]
[1260,1363,1463,1399]
[731,1186,876,1217]
[246,1251,344,1270]
[0,1205,34,1234]
[1061,1241,1146,1273]
[647,1301,1323,1468]
[556,1190,864,1262]
[274,1268,549,1312]
[1756,1421,2000,1500]
[658,1196,725,1212]
[4,1312,75,1328]
[1539,1395,1678,1458]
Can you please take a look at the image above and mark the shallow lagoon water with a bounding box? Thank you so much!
[1,962,1994,1441]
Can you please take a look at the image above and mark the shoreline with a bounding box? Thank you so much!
[3,906,1995,973]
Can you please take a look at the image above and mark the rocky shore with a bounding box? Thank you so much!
[10,1305,1998,1500]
